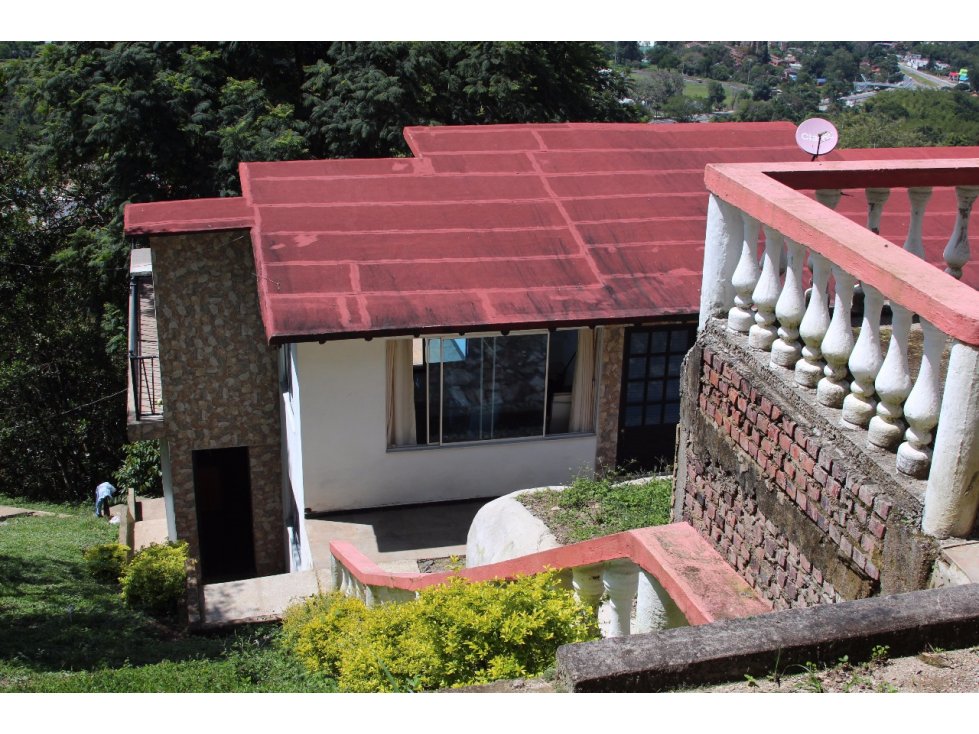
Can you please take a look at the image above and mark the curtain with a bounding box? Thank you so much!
[386,340,417,446]
[569,328,596,433]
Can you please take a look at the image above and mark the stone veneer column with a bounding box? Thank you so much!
[150,231,285,577]
[595,326,625,472]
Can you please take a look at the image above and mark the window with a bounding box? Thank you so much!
[388,329,596,448]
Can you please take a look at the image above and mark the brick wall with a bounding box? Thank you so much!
[151,231,285,577]
[675,326,937,609]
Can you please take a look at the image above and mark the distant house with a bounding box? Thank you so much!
[123,121,977,584]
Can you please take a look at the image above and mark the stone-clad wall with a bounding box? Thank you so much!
[674,325,939,609]
[595,326,625,472]
[151,231,285,577]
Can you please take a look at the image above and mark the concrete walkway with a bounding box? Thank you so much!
[198,498,491,627]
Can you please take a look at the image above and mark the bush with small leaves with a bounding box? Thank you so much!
[83,542,131,584]
[281,570,598,692]
[119,541,188,617]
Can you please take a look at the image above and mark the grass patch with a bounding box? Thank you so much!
[0,502,335,691]
[517,473,673,544]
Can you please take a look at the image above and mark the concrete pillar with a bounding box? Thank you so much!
[923,342,979,538]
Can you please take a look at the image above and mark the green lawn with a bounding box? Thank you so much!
[0,495,335,692]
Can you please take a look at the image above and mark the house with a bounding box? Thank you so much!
[123,121,979,584]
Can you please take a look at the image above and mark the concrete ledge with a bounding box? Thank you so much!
[556,583,979,692]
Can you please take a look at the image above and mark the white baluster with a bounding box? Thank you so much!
[865,188,891,234]
[572,564,604,618]
[816,268,856,408]
[700,195,744,329]
[944,186,979,279]
[815,189,842,210]
[728,213,761,334]
[634,571,665,634]
[897,320,946,478]
[749,226,783,351]
[868,305,914,450]
[602,561,639,637]
[842,285,885,429]
[771,237,805,369]
[922,342,979,538]
[795,251,831,388]
[903,187,933,258]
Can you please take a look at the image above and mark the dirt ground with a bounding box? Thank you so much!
[697,645,979,693]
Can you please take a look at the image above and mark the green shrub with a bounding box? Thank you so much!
[119,541,188,617]
[281,571,598,692]
[113,440,162,497]
[83,542,131,584]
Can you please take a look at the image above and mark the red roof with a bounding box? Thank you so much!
[123,122,979,344]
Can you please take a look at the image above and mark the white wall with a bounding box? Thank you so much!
[295,338,597,512]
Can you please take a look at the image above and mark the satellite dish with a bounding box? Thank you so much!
[796,118,839,159]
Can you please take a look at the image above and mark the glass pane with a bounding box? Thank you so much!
[548,330,578,393]
[666,378,681,400]
[441,337,488,443]
[630,331,648,354]
[647,355,666,378]
[670,329,690,352]
[664,402,680,423]
[645,405,663,425]
[667,354,683,377]
[427,340,441,443]
[646,378,665,404]
[491,333,547,440]
[624,405,643,427]
[439,333,547,443]
[649,331,668,353]
[628,356,646,379]
[626,381,645,404]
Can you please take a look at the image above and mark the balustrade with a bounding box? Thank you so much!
[702,161,979,540]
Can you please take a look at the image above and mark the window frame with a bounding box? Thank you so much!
[390,328,595,451]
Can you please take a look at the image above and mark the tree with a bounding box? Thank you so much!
[0,153,124,501]
[662,95,700,122]
[631,69,686,109]
[706,80,726,111]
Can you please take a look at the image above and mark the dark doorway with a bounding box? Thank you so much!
[193,446,256,583]
[616,323,696,473]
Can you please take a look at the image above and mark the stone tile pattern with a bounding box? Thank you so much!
[151,231,285,577]
[595,326,625,472]
[682,347,893,610]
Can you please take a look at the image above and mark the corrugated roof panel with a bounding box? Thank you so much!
[562,193,708,222]
[358,256,601,293]
[259,229,581,264]
[257,200,568,234]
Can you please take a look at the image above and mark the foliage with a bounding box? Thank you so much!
[282,571,597,692]
[0,152,126,503]
[631,68,685,109]
[83,542,130,584]
[113,440,162,497]
[0,511,334,691]
[119,541,188,617]
[518,472,673,544]
[833,89,979,147]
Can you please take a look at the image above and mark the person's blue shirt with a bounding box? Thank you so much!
[95,482,117,517]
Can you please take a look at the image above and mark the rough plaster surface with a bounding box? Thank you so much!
[595,326,625,471]
[150,231,285,576]
[466,488,562,567]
